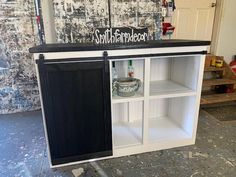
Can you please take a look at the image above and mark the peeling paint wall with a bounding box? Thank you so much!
[53,0,162,43]
[0,0,162,114]
[0,0,40,114]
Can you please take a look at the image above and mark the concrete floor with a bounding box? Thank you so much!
[0,110,235,177]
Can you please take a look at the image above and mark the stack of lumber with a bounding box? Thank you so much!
[201,55,236,105]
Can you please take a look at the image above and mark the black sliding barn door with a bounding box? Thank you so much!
[38,59,112,165]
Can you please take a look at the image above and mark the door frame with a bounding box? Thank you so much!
[210,0,225,54]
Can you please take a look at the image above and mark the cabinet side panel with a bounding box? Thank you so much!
[171,56,200,90]
[169,96,196,136]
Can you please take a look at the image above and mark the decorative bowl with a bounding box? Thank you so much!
[113,77,141,97]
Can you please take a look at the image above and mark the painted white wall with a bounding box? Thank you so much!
[214,0,236,63]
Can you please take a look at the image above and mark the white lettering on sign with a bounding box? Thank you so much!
[94,28,148,44]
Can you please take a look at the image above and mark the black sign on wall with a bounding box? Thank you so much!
[93,27,149,45]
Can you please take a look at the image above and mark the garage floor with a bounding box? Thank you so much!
[0,110,235,177]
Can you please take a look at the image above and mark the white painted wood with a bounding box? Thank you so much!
[128,101,143,123]
[112,136,193,157]
[150,91,196,99]
[111,53,204,156]
[112,101,143,123]
[113,114,192,149]
[148,46,206,56]
[150,55,200,92]
[112,103,128,123]
[150,58,171,81]
[112,100,143,142]
[148,117,191,142]
[113,121,142,148]
[172,0,216,41]
[169,96,196,136]
[149,99,169,119]
[143,58,151,145]
[128,102,131,123]
[171,56,200,90]
[33,46,206,60]
[191,55,206,140]
[150,80,196,98]
[112,93,144,104]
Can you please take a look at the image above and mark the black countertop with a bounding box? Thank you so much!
[29,40,210,53]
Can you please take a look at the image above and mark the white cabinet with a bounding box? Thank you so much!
[30,40,209,167]
[111,53,205,157]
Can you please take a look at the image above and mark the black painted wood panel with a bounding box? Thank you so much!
[38,60,112,165]
[29,39,211,53]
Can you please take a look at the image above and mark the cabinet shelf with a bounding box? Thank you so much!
[112,93,144,104]
[112,80,196,103]
[150,80,196,99]
[112,84,144,104]
[113,121,142,149]
[113,116,191,148]
[148,117,191,143]
[148,96,196,144]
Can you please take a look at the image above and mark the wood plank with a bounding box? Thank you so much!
[203,78,236,87]
[204,66,224,72]
[223,61,236,85]
[201,93,236,105]
[150,80,193,96]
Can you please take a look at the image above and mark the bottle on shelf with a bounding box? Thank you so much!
[112,61,118,96]
[128,60,134,78]
[112,61,118,79]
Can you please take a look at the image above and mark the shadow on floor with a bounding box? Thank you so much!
[0,110,235,177]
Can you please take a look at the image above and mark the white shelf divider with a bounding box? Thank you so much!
[143,58,151,145]
[150,80,196,99]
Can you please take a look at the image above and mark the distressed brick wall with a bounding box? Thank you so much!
[53,0,162,43]
[0,0,40,114]
[0,0,162,114]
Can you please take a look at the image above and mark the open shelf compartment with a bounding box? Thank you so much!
[148,96,196,143]
[111,59,144,103]
[150,56,200,98]
[112,101,143,149]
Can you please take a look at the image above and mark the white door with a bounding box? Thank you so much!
[172,0,216,41]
